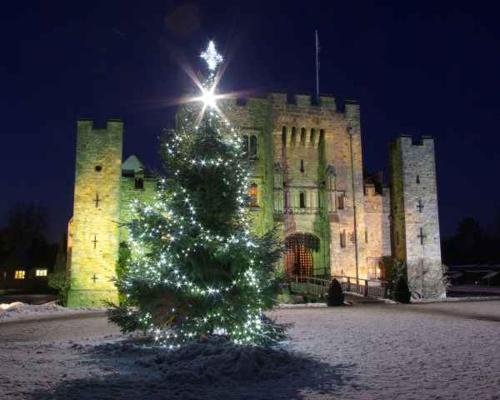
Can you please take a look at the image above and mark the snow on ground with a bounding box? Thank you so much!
[1,300,500,399]
[0,302,103,322]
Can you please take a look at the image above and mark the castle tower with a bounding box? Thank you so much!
[389,135,445,298]
[67,119,123,307]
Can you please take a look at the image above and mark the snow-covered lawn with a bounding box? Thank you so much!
[0,302,104,322]
[1,301,500,399]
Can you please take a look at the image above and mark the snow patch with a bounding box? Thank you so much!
[0,301,103,322]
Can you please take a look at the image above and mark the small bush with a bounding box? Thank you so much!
[393,273,411,303]
[327,278,344,306]
[48,270,69,306]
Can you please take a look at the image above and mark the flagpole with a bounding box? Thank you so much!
[315,30,320,103]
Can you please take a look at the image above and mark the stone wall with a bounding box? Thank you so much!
[67,120,123,307]
[389,135,445,298]
[363,184,391,279]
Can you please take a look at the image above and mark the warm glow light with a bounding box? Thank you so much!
[194,84,220,109]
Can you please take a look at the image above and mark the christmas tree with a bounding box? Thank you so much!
[110,41,284,347]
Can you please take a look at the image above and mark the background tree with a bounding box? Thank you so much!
[0,202,57,271]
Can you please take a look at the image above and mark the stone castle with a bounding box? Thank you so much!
[66,93,445,307]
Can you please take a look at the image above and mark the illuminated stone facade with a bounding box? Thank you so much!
[67,94,445,306]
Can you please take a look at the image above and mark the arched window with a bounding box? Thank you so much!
[300,128,306,145]
[291,127,297,145]
[310,128,316,145]
[249,183,258,207]
[300,159,304,173]
[299,192,306,208]
[319,129,325,144]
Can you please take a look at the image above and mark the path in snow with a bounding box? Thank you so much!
[1,301,500,399]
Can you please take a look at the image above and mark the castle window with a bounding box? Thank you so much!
[242,134,258,160]
[300,160,305,173]
[36,269,48,277]
[299,192,306,208]
[14,270,26,280]
[249,135,257,159]
[337,194,345,210]
[249,183,258,207]
[416,175,420,184]
[365,229,368,243]
[340,231,346,248]
[300,128,306,145]
[95,165,102,172]
[134,178,144,190]
[319,129,325,144]
[291,127,297,145]
[281,126,287,145]
[310,128,316,145]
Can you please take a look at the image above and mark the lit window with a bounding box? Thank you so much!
[249,183,258,207]
[36,269,48,277]
[15,270,26,280]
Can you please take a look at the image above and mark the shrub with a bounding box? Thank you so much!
[393,273,411,303]
[48,270,69,306]
[327,278,344,306]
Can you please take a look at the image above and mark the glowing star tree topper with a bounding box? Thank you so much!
[200,40,223,73]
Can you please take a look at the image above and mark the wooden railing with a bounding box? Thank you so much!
[288,274,388,299]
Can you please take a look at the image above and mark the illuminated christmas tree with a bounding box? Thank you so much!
[110,41,284,347]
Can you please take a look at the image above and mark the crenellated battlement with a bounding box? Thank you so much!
[229,92,338,111]
[77,119,123,133]
[397,134,435,148]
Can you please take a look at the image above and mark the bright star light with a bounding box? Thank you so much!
[200,41,223,72]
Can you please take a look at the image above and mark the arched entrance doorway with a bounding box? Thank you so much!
[284,233,320,277]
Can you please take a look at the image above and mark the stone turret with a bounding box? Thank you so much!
[67,119,123,307]
[389,135,446,298]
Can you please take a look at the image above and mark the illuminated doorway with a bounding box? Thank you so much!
[284,233,320,277]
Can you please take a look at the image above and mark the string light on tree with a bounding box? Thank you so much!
[109,40,284,347]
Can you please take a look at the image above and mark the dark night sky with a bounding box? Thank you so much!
[1,0,499,240]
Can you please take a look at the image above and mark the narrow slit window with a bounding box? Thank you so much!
[300,160,304,173]
[291,127,297,145]
[300,128,306,145]
[319,129,325,144]
[416,175,420,184]
[310,128,316,144]
[249,135,257,159]
[340,231,346,248]
[281,127,287,146]
[337,194,345,210]
[299,192,306,208]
